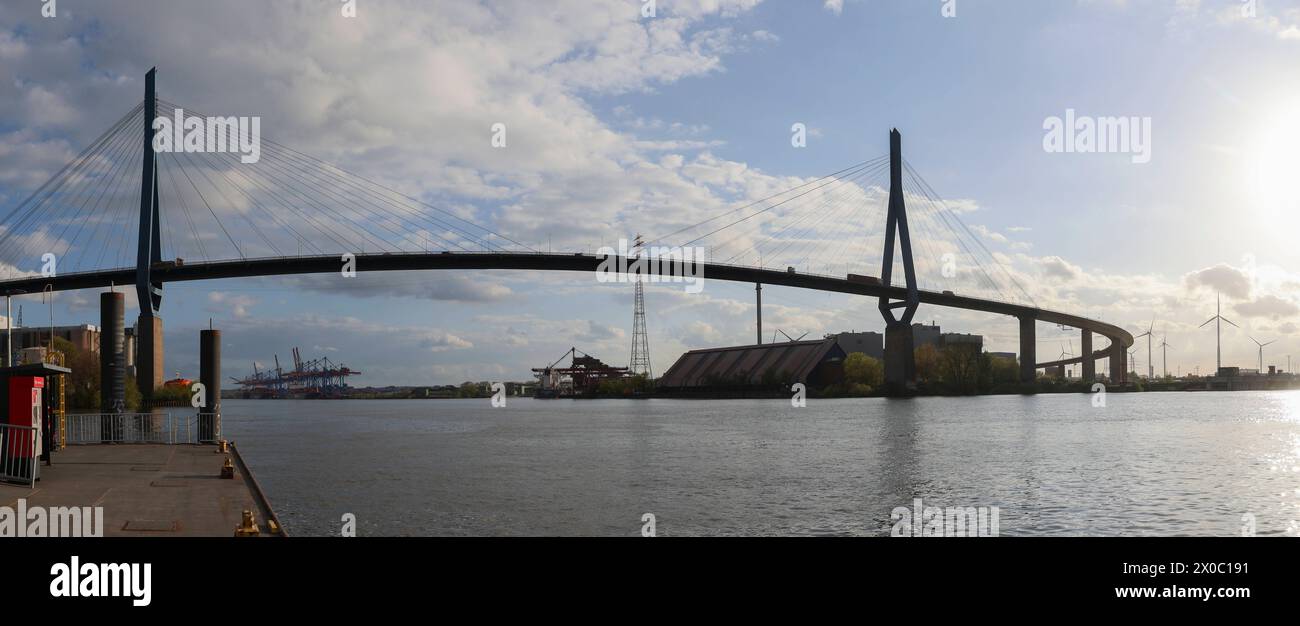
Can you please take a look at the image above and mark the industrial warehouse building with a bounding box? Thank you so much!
[658,325,987,394]
[657,337,848,393]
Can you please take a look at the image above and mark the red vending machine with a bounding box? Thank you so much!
[6,376,44,481]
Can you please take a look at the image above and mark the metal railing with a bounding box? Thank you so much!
[64,413,219,445]
[0,423,39,486]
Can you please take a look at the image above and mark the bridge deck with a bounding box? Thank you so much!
[0,251,1134,357]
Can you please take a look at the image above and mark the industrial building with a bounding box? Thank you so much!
[657,338,846,393]
[658,326,989,394]
[912,322,984,352]
[830,331,884,360]
[8,324,101,356]
[6,323,137,377]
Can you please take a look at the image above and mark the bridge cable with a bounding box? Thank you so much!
[676,155,888,250]
[644,155,887,249]
[727,158,891,268]
[158,99,528,253]
[0,102,143,253]
[714,158,887,265]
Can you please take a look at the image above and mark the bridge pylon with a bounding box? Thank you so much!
[878,130,920,394]
[135,68,164,397]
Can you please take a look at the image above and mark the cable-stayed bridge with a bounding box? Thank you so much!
[0,69,1133,394]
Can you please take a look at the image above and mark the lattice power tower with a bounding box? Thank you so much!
[629,235,652,379]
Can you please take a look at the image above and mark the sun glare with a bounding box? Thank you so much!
[1248,106,1300,218]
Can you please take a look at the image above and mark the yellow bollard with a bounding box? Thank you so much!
[220,457,235,479]
[235,510,260,537]
[216,439,228,453]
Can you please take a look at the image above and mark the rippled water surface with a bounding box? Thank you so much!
[222,392,1300,536]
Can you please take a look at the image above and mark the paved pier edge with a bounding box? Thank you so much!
[231,442,287,537]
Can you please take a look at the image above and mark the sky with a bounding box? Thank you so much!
[2,0,1300,385]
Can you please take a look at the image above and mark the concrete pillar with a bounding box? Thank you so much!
[99,293,125,443]
[199,329,220,443]
[136,315,163,400]
[1080,329,1095,382]
[884,323,915,391]
[755,283,762,345]
[1018,316,1036,383]
[1110,341,1126,384]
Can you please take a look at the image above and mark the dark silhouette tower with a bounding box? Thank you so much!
[629,235,652,379]
[99,291,125,442]
[878,130,920,393]
[136,68,164,400]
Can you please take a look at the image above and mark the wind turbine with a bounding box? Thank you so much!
[1135,318,1154,380]
[1198,292,1238,374]
[1128,349,1138,379]
[1057,341,1075,379]
[1159,335,1172,378]
[1250,336,1276,372]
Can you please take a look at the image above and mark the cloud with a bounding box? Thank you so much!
[419,332,474,352]
[207,291,256,318]
[281,272,513,303]
[1184,264,1252,300]
[1038,256,1082,281]
[823,0,844,15]
[1234,295,1299,320]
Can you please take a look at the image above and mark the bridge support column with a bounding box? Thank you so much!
[1018,316,1035,384]
[1110,341,1126,384]
[1081,330,1095,383]
[877,129,919,396]
[137,315,163,400]
[883,323,915,391]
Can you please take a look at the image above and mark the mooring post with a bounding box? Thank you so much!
[199,326,221,443]
[99,292,125,443]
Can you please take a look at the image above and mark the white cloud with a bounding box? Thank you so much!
[1184,264,1252,300]
[207,291,256,318]
[1235,295,1299,320]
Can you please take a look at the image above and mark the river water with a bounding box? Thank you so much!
[221,392,1300,536]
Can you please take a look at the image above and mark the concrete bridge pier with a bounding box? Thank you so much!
[1018,315,1036,383]
[137,314,163,399]
[883,322,916,391]
[1109,340,1126,384]
[1081,329,1095,382]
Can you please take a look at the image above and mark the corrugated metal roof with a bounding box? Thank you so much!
[658,339,841,388]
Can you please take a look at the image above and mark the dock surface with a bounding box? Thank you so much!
[0,444,282,537]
